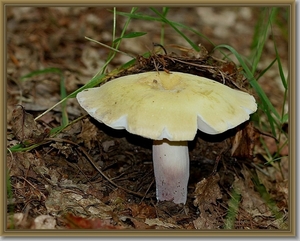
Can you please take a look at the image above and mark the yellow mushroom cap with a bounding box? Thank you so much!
[77,71,257,141]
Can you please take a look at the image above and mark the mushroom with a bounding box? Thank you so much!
[76,71,257,204]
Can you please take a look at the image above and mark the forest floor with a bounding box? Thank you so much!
[6,6,289,231]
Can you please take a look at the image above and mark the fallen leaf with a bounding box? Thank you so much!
[31,215,57,229]
[11,105,49,146]
[102,140,115,152]
[7,213,28,229]
[234,170,271,217]
[230,122,260,158]
[145,218,180,229]
[50,142,79,163]
[193,212,219,229]
[45,188,112,219]
[128,202,156,219]
[64,214,123,229]
[126,217,152,229]
[77,118,100,149]
[193,173,222,214]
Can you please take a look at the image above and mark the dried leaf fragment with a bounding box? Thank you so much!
[31,215,57,229]
[64,214,123,229]
[193,173,222,214]
[77,118,100,149]
[145,218,180,229]
[11,105,49,146]
[230,122,260,158]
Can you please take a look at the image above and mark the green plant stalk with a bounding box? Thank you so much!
[255,58,277,82]
[150,7,200,52]
[273,34,288,90]
[273,7,289,41]
[86,36,135,58]
[33,49,138,123]
[214,44,280,137]
[10,54,139,153]
[115,10,215,49]
[97,7,138,76]
[9,114,87,153]
[59,72,69,127]
[251,8,276,74]
[224,188,241,229]
[20,67,69,126]
[160,7,169,46]
[259,136,273,161]
[251,174,284,223]
[113,31,147,44]
[20,67,62,81]
[271,24,288,131]
[34,73,106,121]
[6,170,15,228]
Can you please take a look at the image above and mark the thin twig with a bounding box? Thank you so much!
[140,179,154,204]
[19,176,47,200]
[45,137,145,198]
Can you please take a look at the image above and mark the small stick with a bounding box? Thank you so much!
[45,137,145,198]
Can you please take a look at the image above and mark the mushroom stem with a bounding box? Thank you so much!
[152,139,189,204]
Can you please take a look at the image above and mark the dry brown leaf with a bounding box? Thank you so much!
[77,118,100,149]
[193,173,222,214]
[106,188,127,205]
[230,122,260,158]
[234,171,271,217]
[64,214,124,229]
[193,212,219,229]
[50,142,79,162]
[11,105,49,146]
[7,213,28,229]
[145,218,180,229]
[7,213,57,230]
[126,217,153,229]
[31,215,57,229]
[7,152,30,176]
[128,202,156,219]
[45,188,112,219]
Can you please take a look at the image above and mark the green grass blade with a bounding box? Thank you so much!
[250,8,276,74]
[255,58,277,81]
[251,174,284,222]
[8,143,41,152]
[34,73,106,121]
[272,32,288,90]
[214,44,280,119]
[97,7,138,76]
[214,44,280,136]
[20,67,70,127]
[224,188,241,229]
[59,73,69,127]
[6,168,15,228]
[113,31,147,43]
[115,10,215,47]
[273,7,289,41]
[85,36,134,58]
[20,67,62,81]
[162,6,169,16]
[150,7,200,51]
[34,53,138,123]
[160,7,170,46]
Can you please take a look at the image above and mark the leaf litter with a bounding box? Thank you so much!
[6,7,289,230]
